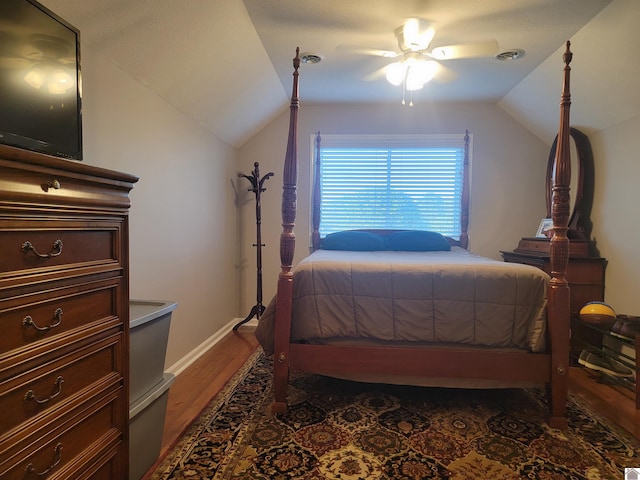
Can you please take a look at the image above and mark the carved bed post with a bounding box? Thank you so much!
[272,48,301,414]
[547,41,572,429]
[460,130,470,250]
[311,132,322,251]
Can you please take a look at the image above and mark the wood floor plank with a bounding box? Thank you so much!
[158,327,258,458]
[569,366,640,440]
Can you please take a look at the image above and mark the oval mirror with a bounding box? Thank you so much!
[545,127,594,241]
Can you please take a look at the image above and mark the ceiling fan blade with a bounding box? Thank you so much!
[0,56,31,69]
[428,40,498,60]
[361,48,400,58]
[337,44,400,58]
[362,66,387,82]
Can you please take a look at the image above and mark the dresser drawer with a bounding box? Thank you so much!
[0,279,119,365]
[89,453,120,480]
[0,218,123,283]
[565,261,606,285]
[0,333,122,437]
[501,251,606,318]
[0,387,123,480]
[0,152,136,211]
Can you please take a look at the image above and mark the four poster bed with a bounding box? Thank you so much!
[256,43,574,428]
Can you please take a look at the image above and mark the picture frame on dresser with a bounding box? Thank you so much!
[536,218,553,238]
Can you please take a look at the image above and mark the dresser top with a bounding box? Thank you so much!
[0,144,139,185]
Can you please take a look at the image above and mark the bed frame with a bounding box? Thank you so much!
[272,44,573,429]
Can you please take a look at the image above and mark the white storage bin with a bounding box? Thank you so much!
[129,372,175,480]
[130,299,177,403]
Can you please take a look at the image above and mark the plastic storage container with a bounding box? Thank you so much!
[129,299,177,479]
[129,373,175,480]
[130,299,177,403]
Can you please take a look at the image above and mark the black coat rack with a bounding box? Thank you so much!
[233,162,274,331]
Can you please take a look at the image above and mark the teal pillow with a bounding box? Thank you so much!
[384,230,451,251]
[322,231,386,251]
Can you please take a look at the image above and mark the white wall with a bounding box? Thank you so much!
[498,0,639,146]
[589,114,640,313]
[498,0,640,316]
[238,102,550,312]
[579,1,640,316]
[78,44,239,368]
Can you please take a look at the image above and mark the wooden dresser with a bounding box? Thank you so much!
[0,145,137,479]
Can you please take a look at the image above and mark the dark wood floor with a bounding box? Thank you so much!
[569,364,640,439]
[142,326,260,479]
[143,326,640,478]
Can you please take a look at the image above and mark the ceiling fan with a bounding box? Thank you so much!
[358,18,499,104]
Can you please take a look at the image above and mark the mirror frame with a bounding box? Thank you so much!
[545,127,594,241]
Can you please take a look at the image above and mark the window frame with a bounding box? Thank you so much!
[309,132,472,244]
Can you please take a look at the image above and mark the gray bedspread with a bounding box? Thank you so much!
[255,247,549,355]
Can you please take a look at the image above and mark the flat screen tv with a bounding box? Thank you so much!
[0,0,82,160]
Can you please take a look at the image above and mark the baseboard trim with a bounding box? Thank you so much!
[166,317,258,377]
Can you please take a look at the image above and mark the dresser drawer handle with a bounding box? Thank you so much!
[25,443,62,477]
[22,308,63,332]
[24,376,64,404]
[21,239,63,258]
[42,179,61,191]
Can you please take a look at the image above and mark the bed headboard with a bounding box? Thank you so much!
[310,131,471,251]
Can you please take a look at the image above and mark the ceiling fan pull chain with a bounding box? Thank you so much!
[401,78,406,105]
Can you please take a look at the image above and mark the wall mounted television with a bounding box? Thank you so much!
[0,0,82,160]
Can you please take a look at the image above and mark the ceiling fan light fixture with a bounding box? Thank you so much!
[405,73,424,91]
[386,54,437,91]
[406,59,437,90]
[385,61,407,86]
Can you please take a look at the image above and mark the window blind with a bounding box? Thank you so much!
[316,134,468,239]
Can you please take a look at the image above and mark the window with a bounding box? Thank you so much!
[314,133,469,239]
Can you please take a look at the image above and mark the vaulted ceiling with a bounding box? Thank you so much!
[37,0,634,147]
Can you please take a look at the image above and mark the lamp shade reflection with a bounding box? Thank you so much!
[24,63,74,95]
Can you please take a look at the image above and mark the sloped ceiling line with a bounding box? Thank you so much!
[38,0,626,147]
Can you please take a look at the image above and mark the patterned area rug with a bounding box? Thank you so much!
[151,350,640,479]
